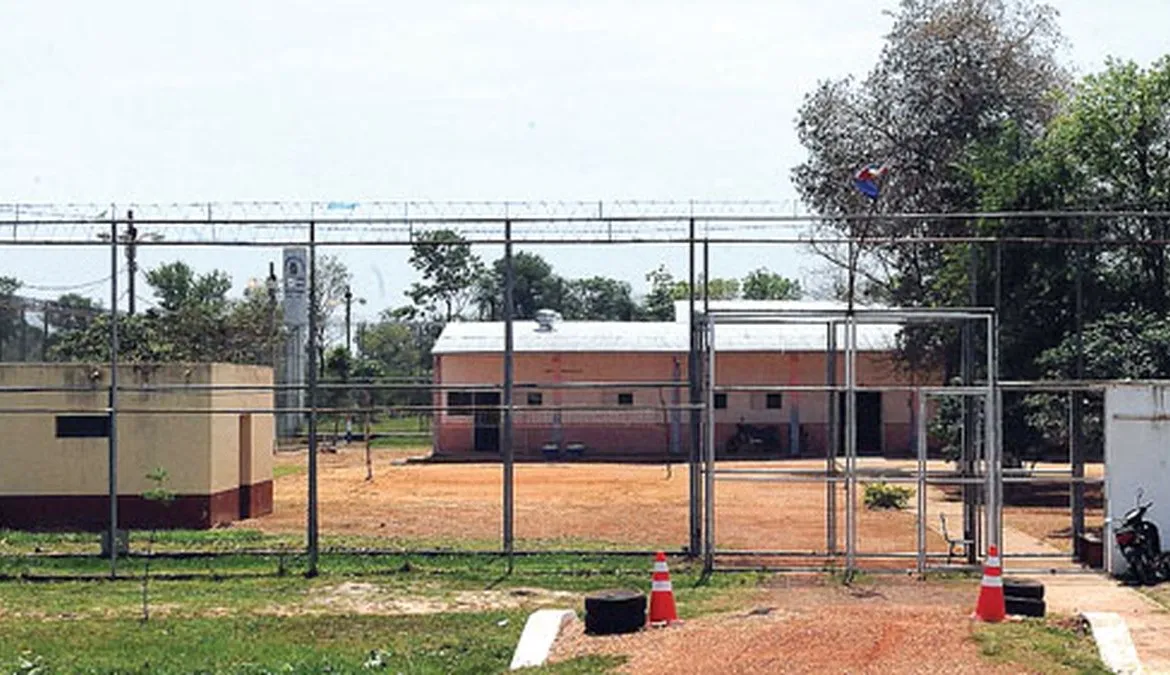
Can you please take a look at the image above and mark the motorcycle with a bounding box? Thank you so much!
[1114,489,1170,586]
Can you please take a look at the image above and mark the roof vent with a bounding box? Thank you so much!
[534,309,562,332]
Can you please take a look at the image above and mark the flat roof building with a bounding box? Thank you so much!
[0,363,274,531]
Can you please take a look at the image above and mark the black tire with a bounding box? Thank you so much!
[1002,578,1044,600]
[584,589,646,636]
[1134,557,1157,586]
[1005,595,1046,618]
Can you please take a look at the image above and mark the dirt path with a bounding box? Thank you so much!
[551,578,1017,674]
[254,451,944,553]
[1019,574,1170,673]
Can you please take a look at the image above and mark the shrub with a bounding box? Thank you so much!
[863,482,913,510]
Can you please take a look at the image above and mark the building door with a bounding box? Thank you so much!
[838,392,883,457]
[238,414,253,519]
[473,392,501,453]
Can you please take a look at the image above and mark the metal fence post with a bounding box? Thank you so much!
[306,219,319,577]
[107,205,119,577]
[688,218,701,557]
[503,218,515,571]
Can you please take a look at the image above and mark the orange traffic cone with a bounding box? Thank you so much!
[973,545,1006,622]
[648,551,678,626]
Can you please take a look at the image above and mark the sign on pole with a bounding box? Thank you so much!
[283,247,308,327]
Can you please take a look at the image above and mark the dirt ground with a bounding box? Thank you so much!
[251,448,950,555]
[551,577,1022,675]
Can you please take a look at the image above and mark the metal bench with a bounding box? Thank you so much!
[541,443,560,460]
[939,513,974,564]
[565,442,586,459]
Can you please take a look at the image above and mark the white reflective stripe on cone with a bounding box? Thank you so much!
[652,581,673,592]
[653,562,669,573]
[986,557,1001,567]
[981,576,1003,587]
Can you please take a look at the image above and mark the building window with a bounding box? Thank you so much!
[766,393,783,410]
[447,391,473,416]
[55,415,110,438]
[527,392,543,406]
[617,393,634,406]
[714,393,728,409]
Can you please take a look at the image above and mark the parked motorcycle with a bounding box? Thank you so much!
[1114,489,1170,586]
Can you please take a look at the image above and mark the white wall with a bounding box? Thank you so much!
[1104,384,1170,575]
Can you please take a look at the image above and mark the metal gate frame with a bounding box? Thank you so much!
[699,306,1000,575]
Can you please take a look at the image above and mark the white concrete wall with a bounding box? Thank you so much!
[1104,384,1170,575]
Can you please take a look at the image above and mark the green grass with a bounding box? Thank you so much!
[1,613,541,673]
[973,616,1110,674]
[272,464,305,479]
[300,415,432,449]
[0,549,735,673]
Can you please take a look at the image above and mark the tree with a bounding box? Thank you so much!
[562,277,639,321]
[0,278,21,359]
[146,262,231,314]
[47,293,101,335]
[792,0,1068,333]
[52,261,279,365]
[474,251,570,320]
[406,230,483,321]
[741,269,802,300]
[641,265,678,321]
[311,255,352,347]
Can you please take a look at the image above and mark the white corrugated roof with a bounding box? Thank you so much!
[433,303,901,355]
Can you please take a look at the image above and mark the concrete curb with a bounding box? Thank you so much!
[509,608,576,670]
[1082,611,1144,675]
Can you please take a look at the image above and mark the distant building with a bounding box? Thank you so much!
[431,301,937,461]
[0,363,274,530]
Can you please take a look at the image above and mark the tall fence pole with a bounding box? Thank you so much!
[107,205,119,577]
[503,218,515,571]
[826,321,837,554]
[306,220,320,577]
[1071,222,1086,556]
[688,218,701,557]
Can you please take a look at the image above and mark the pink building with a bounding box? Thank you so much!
[431,301,936,461]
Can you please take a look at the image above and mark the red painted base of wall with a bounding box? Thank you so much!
[0,480,274,531]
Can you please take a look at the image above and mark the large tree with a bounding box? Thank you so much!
[793,0,1069,381]
[793,0,1067,314]
[406,230,483,322]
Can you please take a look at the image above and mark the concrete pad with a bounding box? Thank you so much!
[510,608,576,671]
[1020,574,1170,674]
[1082,612,1144,675]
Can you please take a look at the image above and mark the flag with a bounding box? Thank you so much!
[852,163,888,200]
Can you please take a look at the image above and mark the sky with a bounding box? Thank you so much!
[2,0,1169,324]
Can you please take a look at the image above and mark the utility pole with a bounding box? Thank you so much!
[344,285,353,355]
[266,262,278,368]
[126,210,137,316]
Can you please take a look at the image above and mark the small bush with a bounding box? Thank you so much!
[863,482,913,510]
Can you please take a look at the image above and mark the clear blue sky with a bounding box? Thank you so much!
[2,1,1168,323]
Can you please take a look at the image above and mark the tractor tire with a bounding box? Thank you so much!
[1002,578,1044,600]
[1005,595,1046,618]
[584,589,646,636]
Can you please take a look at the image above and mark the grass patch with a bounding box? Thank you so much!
[0,613,524,673]
[0,551,733,672]
[973,616,1110,674]
[273,464,305,479]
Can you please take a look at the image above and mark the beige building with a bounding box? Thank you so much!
[0,363,274,530]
